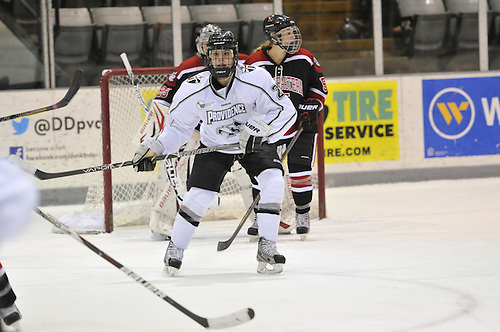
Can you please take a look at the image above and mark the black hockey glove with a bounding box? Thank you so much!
[239,119,272,154]
[297,100,322,131]
[132,138,165,172]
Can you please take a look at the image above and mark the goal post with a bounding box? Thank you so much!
[95,67,326,233]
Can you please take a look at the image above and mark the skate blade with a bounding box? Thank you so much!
[163,266,179,277]
[150,232,171,242]
[11,321,22,332]
[257,261,284,274]
[299,233,308,241]
[248,235,258,242]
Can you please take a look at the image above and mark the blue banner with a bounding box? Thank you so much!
[422,77,500,158]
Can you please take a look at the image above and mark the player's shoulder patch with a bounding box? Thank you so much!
[313,57,321,68]
[168,71,177,82]
[186,73,203,84]
[241,64,258,74]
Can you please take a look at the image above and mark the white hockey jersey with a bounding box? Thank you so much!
[155,63,297,155]
[0,157,38,241]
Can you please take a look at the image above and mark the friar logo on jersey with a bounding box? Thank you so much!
[206,103,247,124]
[186,74,202,84]
[216,119,244,138]
[241,65,257,73]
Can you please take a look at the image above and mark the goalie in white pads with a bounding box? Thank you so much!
[133,31,296,275]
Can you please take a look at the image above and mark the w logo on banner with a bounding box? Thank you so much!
[436,101,469,125]
[428,87,475,140]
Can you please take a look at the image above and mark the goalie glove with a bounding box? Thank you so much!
[239,119,272,154]
[297,99,322,131]
[132,137,165,172]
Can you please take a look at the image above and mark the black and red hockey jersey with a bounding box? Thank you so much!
[244,48,328,137]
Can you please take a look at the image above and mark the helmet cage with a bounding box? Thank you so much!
[263,15,302,54]
[206,31,239,79]
[274,25,302,54]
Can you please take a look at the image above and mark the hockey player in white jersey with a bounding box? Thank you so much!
[133,31,296,275]
[0,157,39,331]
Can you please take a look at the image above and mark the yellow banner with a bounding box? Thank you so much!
[323,81,399,163]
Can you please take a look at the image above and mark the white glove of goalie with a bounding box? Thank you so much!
[239,118,272,154]
[132,137,165,172]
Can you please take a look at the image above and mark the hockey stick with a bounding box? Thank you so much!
[10,143,239,180]
[217,127,304,251]
[0,70,83,122]
[121,52,188,213]
[34,207,254,329]
[120,52,162,143]
[14,143,238,180]
[120,53,150,113]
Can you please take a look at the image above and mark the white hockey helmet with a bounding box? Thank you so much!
[195,24,222,57]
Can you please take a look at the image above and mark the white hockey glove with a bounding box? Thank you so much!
[239,119,272,154]
[132,137,165,172]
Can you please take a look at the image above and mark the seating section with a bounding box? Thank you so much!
[54,3,275,68]
[235,3,273,54]
[396,0,498,55]
[54,8,94,64]
[142,6,195,66]
[90,6,145,63]
[188,4,243,52]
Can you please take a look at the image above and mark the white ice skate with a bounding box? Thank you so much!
[256,237,285,274]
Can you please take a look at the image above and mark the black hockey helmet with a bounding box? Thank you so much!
[263,14,302,54]
[206,30,239,79]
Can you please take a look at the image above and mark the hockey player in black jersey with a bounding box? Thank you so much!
[132,31,296,275]
[244,14,328,240]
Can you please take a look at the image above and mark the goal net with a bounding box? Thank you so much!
[83,67,325,233]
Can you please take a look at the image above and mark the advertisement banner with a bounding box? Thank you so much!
[422,77,500,158]
[323,80,399,163]
[1,102,103,173]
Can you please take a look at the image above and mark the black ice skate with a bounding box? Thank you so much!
[295,212,310,241]
[164,240,184,276]
[247,214,258,242]
[0,303,22,331]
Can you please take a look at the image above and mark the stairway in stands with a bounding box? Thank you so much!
[283,0,411,76]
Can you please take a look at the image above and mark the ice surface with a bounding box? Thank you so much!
[1,178,500,331]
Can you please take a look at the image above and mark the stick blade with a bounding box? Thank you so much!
[217,240,232,252]
[7,154,37,176]
[205,308,255,329]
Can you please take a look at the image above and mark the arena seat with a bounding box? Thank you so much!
[54,8,94,64]
[235,3,273,54]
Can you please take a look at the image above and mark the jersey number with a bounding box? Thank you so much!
[271,84,286,99]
